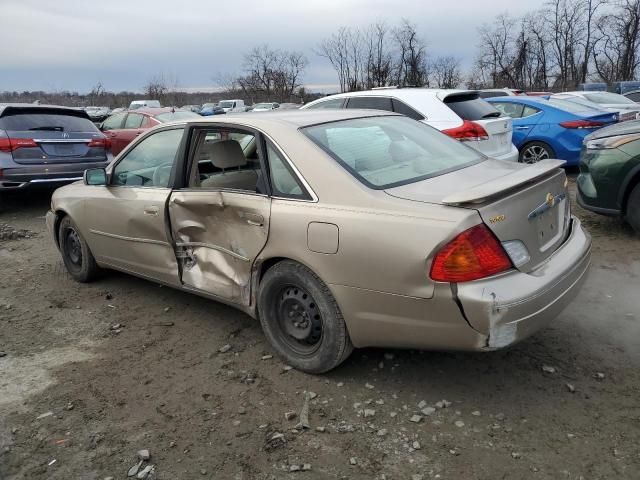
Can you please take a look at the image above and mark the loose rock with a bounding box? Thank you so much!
[542,365,556,374]
[364,409,376,418]
[454,420,465,428]
[137,449,150,461]
[219,344,232,353]
[421,407,436,416]
[285,411,297,421]
[566,383,576,393]
[349,457,357,465]
[302,463,312,471]
[409,415,422,423]
[594,372,606,380]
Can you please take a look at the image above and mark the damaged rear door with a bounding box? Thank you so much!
[168,125,271,305]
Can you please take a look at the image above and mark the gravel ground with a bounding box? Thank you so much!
[0,177,639,480]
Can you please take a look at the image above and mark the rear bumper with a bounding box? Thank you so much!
[334,217,591,351]
[0,161,108,190]
[456,216,591,349]
[492,144,519,162]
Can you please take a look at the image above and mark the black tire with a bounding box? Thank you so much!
[258,260,353,374]
[519,141,556,164]
[626,184,640,234]
[58,216,100,282]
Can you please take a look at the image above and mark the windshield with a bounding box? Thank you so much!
[303,116,483,189]
[254,103,272,109]
[584,92,636,105]
[219,101,234,108]
[155,111,201,122]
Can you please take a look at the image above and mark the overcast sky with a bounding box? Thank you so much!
[1,0,544,93]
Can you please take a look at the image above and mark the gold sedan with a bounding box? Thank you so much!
[47,110,591,373]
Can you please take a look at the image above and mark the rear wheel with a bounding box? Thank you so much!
[58,216,100,282]
[519,141,555,164]
[258,261,353,373]
[626,184,640,234]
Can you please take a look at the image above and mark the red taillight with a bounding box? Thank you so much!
[430,224,512,282]
[0,137,38,153]
[559,120,604,129]
[442,120,489,141]
[88,137,111,150]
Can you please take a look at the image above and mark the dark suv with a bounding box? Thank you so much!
[0,104,111,191]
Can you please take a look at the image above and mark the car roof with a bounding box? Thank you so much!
[171,109,398,129]
[131,107,185,116]
[0,103,89,118]
[316,88,476,101]
[485,96,547,105]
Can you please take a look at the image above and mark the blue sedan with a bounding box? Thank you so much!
[486,96,618,166]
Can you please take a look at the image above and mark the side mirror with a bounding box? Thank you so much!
[84,168,107,186]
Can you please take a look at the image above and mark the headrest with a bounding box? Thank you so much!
[204,140,247,169]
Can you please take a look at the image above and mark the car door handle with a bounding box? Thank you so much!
[246,219,263,226]
[143,206,159,216]
[514,126,530,130]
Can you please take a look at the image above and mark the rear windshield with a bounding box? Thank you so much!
[547,97,599,113]
[444,94,501,120]
[583,92,636,105]
[303,116,483,189]
[0,111,99,132]
[154,111,201,122]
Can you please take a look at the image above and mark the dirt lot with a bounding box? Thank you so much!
[1,178,639,480]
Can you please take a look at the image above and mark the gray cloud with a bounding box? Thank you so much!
[0,0,543,92]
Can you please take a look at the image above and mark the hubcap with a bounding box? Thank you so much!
[522,145,550,164]
[65,228,82,266]
[276,286,323,354]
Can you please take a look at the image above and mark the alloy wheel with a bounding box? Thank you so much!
[521,145,550,164]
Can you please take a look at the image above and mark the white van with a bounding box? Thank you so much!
[129,100,162,110]
[218,99,246,113]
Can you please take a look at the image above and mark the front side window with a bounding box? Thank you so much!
[303,116,483,189]
[112,128,183,187]
[305,98,345,109]
[188,128,262,193]
[346,96,393,112]
[266,141,310,200]
[124,113,144,129]
[491,102,525,118]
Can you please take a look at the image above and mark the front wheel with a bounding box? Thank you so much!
[519,141,555,164]
[58,216,100,282]
[258,261,353,373]
[626,184,640,234]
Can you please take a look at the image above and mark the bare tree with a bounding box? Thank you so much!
[594,0,640,82]
[393,19,429,87]
[430,56,463,88]
[143,75,168,100]
[365,22,394,88]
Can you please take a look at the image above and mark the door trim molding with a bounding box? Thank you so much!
[175,241,250,262]
[89,229,171,246]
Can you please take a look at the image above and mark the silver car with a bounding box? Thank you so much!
[0,104,111,191]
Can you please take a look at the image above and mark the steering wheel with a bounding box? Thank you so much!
[152,164,173,187]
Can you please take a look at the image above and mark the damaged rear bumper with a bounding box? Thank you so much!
[456,216,591,349]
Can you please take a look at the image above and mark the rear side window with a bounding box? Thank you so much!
[0,112,98,132]
[392,99,424,120]
[522,105,541,118]
[444,94,501,120]
[305,98,345,109]
[346,97,393,112]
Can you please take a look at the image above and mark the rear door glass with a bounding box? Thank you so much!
[305,98,345,109]
[0,112,98,132]
[491,102,525,118]
[346,97,393,112]
[444,94,501,120]
[124,113,144,129]
[102,113,126,130]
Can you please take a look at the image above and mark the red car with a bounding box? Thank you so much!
[100,108,200,155]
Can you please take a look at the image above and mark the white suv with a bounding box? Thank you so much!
[302,88,518,162]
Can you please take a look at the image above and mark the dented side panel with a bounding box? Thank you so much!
[168,190,271,305]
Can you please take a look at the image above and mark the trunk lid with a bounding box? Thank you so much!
[385,159,571,272]
[473,116,514,158]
